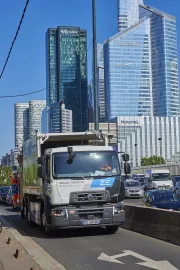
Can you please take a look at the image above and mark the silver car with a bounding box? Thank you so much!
[125,180,144,198]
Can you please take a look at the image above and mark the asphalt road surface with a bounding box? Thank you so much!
[0,204,180,270]
[124,198,142,205]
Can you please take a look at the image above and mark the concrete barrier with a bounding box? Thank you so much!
[122,204,180,246]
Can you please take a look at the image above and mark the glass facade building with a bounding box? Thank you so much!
[46,26,88,132]
[104,17,153,120]
[104,1,179,121]
[97,44,105,122]
[41,102,72,133]
[117,0,144,32]
[139,5,179,116]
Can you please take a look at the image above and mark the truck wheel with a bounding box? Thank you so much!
[106,226,119,234]
[41,207,51,235]
[21,200,26,219]
[26,201,33,226]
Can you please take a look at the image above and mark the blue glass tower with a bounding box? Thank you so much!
[139,5,179,117]
[117,0,144,32]
[104,0,179,121]
[104,17,153,120]
[46,26,88,132]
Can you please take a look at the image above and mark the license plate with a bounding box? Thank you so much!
[82,220,100,225]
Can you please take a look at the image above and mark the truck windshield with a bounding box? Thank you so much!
[152,173,171,181]
[53,151,120,179]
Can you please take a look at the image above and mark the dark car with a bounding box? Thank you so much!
[132,174,145,180]
[121,174,131,181]
[171,175,180,186]
[142,189,180,211]
[135,177,147,187]
[0,186,10,203]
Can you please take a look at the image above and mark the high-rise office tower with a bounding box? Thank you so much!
[117,0,144,32]
[104,0,179,121]
[41,102,72,133]
[46,26,88,132]
[139,5,179,116]
[14,103,29,148]
[97,44,105,122]
[104,17,153,120]
[29,100,46,138]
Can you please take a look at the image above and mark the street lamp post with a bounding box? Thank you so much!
[92,0,99,131]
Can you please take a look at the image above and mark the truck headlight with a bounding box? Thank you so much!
[113,204,124,215]
[52,209,66,217]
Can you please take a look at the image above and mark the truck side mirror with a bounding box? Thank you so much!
[122,154,129,162]
[37,166,43,178]
[37,157,43,165]
[124,163,131,175]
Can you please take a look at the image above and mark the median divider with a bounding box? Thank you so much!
[122,204,180,246]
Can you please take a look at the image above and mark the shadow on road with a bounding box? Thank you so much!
[2,212,112,240]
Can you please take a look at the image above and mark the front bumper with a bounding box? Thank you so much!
[47,203,125,229]
[125,191,144,198]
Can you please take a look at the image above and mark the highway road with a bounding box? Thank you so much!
[0,203,180,270]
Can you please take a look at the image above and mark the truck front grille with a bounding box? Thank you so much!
[78,208,104,220]
[70,191,109,204]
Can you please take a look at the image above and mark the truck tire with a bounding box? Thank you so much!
[41,207,51,235]
[26,201,33,226]
[21,199,26,219]
[106,226,119,234]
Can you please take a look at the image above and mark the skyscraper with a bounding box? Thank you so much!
[14,103,29,148]
[139,5,179,116]
[46,26,88,132]
[104,0,179,121]
[117,0,144,32]
[104,17,153,120]
[29,100,46,138]
[97,44,105,122]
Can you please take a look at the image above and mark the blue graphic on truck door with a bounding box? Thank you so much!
[90,178,115,188]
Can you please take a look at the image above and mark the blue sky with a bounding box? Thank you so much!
[0,0,179,157]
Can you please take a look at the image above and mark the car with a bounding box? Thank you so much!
[134,177,147,187]
[0,186,10,203]
[121,174,131,181]
[132,174,145,180]
[124,180,144,198]
[6,186,13,206]
[172,182,180,197]
[142,189,180,211]
[171,175,180,186]
[143,178,158,191]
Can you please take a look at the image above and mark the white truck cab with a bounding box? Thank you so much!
[145,169,173,189]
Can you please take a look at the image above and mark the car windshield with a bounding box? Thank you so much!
[53,151,120,179]
[175,176,180,182]
[152,192,179,202]
[125,181,141,187]
[152,173,171,181]
[0,187,10,193]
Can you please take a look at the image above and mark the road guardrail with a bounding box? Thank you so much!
[122,204,180,246]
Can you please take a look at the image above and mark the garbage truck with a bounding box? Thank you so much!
[18,131,130,234]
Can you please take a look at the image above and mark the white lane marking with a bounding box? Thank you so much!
[97,250,178,269]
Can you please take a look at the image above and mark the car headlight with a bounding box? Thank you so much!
[113,204,124,215]
[52,209,67,217]
[126,189,129,192]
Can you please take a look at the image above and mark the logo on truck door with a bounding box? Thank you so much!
[90,178,115,188]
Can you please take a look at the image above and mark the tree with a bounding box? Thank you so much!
[0,166,12,186]
[141,156,166,166]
